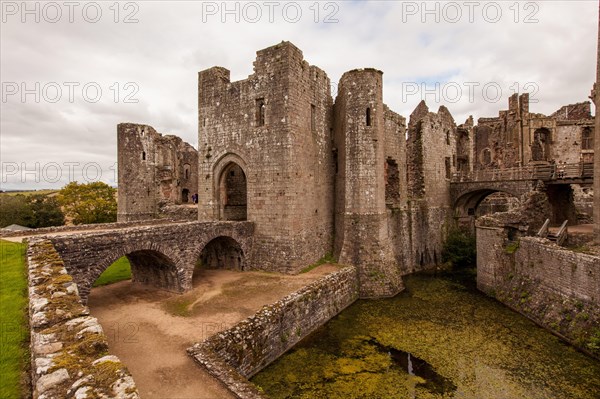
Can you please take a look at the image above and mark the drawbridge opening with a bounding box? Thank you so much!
[197,236,245,279]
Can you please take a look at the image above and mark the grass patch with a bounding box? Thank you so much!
[301,252,336,274]
[93,257,132,287]
[568,245,592,255]
[163,298,194,317]
[0,240,28,399]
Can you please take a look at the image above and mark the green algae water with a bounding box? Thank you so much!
[251,273,600,399]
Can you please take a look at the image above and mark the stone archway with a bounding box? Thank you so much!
[198,236,245,271]
[218,162,247,221]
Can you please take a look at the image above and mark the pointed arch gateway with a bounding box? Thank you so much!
[213,153,249,221]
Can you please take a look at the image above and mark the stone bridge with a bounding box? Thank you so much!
[450,162,594,216]
[450,180,537,216]
[48,221,254,302]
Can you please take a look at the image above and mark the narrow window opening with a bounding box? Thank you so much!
[446,130,450,145]
[582,127,594,150]
[256,98,265,127]
[142,151,146,161]
[366,108,371,126]
[445,157,451,179]
[311,104,316,132]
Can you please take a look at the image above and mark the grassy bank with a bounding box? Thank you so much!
[93,257,132,287]
[0,240,28,398]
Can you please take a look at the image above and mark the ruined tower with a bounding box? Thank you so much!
[333,69,403,298]
[197,42,335,273]
[117,123,198,222]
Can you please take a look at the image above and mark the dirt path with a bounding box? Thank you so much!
[87,265,340,399]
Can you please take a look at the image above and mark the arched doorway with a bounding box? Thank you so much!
[182,189,190,203]
[218,162,247,221]
[198,236,245,271]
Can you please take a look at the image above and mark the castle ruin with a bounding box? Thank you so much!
[117,41,596,298]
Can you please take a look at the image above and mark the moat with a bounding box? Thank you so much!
[251,273,600,399]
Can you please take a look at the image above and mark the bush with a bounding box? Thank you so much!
[442,228,476,269]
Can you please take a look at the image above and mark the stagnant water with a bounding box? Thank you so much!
[251,273,600,399]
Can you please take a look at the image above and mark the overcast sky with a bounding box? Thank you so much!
[1,0,598,190]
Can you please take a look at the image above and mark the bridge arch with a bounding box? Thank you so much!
[198,236,246,271]
[87,243,185,300]
[454,188,521,219]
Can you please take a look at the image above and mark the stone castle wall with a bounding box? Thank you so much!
[187,266,359,398]
[27,239,139,399]
[198,42,334,274]
[477,227,600,356]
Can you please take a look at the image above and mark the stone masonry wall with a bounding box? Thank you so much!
[333,69,403,298]
[187,266,359,398]
[117,123,198,222]
[477,227,600,356]
[198,41,334,274]
[27,239,139,399]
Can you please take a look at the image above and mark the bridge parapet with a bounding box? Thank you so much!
[452,162,593,183]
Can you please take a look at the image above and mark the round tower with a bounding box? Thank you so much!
[334,69,403,298]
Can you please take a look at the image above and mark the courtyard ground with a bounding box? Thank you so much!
[88,264,341,399]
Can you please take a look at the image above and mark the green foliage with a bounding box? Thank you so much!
[442,228,476,269]
[93,257,132,287]
[27,195,65,227]
[0,240,28,398]
[301,252,336,273]
[0,194,65,228]
[505,241,520,254]
[0,195,32,228]
[586,329,600,353]
[57,182,116,225]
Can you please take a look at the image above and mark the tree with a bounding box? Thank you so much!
[57,182,117,225]
[27,195,65,227]
[0,195,32,228]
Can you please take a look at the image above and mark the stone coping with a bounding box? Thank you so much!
[27,239,140,399]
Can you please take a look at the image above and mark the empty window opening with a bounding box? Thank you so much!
[582,127,594,150]
[446,130,450,145]
[481,148,492,166]
[532,128,551,161]
[311,104,316,132]
[366,108,371,126]
[256,98,266,126]
[445,157,451,179]
[184,164,191,180]
[142,151,146,161]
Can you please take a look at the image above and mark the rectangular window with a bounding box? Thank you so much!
[256,98,265,127]
[311,104,316,132]
[445,157,451,179]
[582,127,594,150]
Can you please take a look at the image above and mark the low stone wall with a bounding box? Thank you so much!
[188,266,359,398]
[477,227,600,357]
[27,239,139,399]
